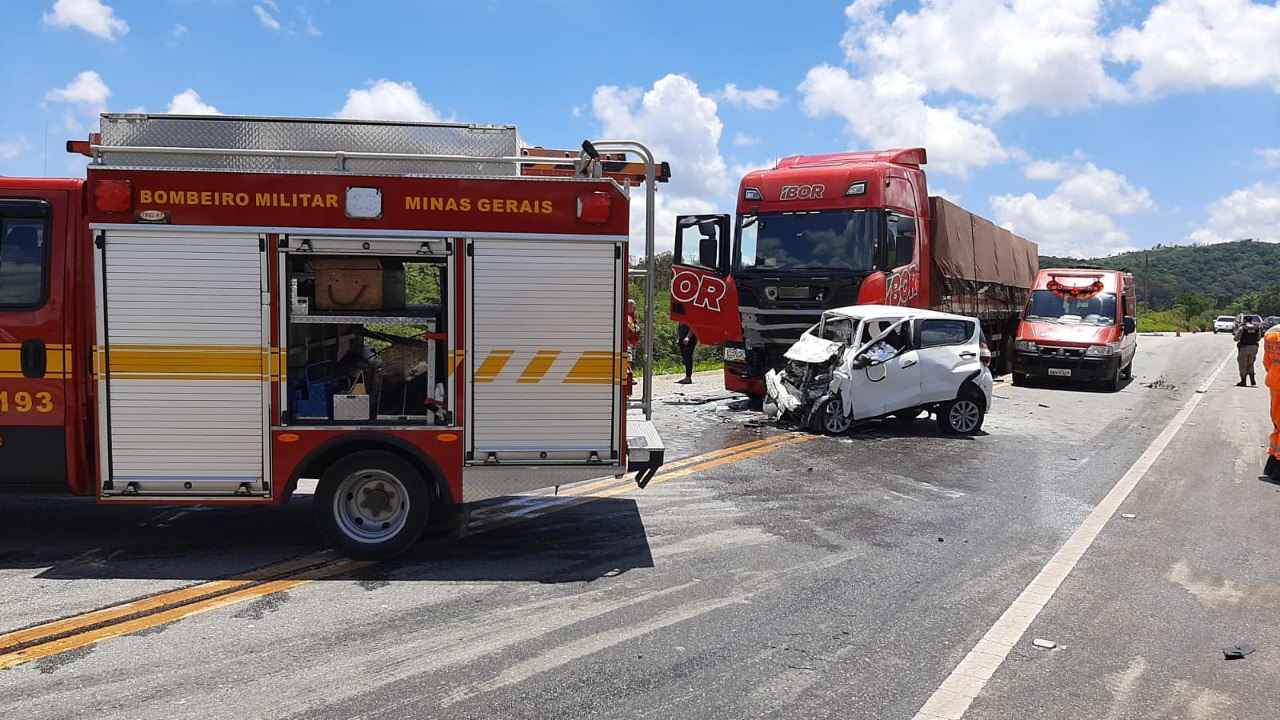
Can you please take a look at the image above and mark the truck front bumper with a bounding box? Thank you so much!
[1013,352,1121,382]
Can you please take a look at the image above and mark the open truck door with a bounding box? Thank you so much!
[670,214,741,344]
[0,191,71,491]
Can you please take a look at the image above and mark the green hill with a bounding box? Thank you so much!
[1041,239,1280,313]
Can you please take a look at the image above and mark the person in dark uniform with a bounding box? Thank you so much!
[677,322,697,384]
[1235,317,1262,386]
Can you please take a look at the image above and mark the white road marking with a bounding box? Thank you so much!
[913,349,1235,720]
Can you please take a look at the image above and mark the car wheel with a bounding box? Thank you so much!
[314,450,431,560]
[809,396,851,435]
[937,395,985,435]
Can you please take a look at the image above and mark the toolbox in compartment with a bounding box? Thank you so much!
[311,258,406,311]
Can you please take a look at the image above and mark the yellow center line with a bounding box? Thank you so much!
[0,551,336,654]
[0,559,369,670]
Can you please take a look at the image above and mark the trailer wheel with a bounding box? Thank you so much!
[314,450,431,560]
[937,393,985,435]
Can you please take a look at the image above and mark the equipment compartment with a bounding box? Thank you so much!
[284,253,448,426]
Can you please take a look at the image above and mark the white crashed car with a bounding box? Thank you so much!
[763,305,994,435]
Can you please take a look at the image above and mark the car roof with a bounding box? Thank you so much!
[822,304,974,322]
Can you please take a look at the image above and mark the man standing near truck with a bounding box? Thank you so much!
[1235,316,1262,386]
[1263,323,1280,480]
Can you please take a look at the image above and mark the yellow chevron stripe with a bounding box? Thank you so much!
[473,349,514,383]
[517,350,561,384]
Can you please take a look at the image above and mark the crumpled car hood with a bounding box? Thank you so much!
[783,333,840,364]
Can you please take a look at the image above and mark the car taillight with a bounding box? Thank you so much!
[979,341,992,366]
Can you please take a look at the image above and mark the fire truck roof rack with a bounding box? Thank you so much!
[78,114,670,186]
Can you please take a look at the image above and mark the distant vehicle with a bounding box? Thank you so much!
[762,305,993,436]
[1263,316,1280,333]
[1237,314,1262,328]
[1215,316,1239,333]
[1012,268,1138,391]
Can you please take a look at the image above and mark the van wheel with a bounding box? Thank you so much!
[1122,361,1133,380]
[809,396,852,435]
[1104,364,1121,392]
[1011,372,1028,386]
[314,450,431,560]
[938,395,985,435]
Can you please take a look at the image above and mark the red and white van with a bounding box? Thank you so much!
[1011,268,1137,391]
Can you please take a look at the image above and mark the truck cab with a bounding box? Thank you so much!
[1012,268,1138,391]
[0,178,91,495]
[670,149,930,398]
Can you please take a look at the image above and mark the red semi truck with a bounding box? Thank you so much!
[670,148,1038,398]
[0,113,667,559]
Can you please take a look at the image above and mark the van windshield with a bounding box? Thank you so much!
[1026,290,1117,326]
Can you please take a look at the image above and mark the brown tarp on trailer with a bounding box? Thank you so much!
[928,196,1037,289]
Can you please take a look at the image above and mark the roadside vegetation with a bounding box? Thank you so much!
[629,253,722,375]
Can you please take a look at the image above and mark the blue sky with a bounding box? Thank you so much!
[2,0,1277,257]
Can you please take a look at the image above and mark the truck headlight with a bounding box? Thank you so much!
[1014,340,1038,352]
[724,346,747,363]
[1085,342,1120,357]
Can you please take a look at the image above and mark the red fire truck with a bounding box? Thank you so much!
[0,114,666,559]
[671,148,1037,398]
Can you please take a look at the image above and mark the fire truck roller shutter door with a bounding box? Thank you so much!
[97,230,268,497]
[468,239,620,470]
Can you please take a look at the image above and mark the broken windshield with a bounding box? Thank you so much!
[1025,290,1117,326]
[736,209,882,273]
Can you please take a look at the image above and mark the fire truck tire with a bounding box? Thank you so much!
[314,451,431,560]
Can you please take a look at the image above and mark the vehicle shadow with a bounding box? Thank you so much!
[0,495,654,584]
[1009,375,1138,393]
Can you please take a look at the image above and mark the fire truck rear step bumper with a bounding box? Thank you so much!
[627,420,665,489]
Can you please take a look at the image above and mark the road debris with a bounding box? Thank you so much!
[1145,377,1177,390]
[1032,638,1057,649]
[1121,513,1137,519]
[1223,643,1255,660]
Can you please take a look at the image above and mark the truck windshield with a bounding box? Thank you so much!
[1026,290,1117,326]
[736,209,881,273]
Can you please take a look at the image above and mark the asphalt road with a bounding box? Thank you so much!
[1,331,1275,719]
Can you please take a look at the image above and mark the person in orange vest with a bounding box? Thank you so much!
[1264,324,1280,480]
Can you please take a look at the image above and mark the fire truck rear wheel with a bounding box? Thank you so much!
[315,450,431,560]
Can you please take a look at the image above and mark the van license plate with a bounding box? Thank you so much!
[1048,368,1071,377]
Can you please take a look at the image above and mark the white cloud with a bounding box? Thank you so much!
[1258,148,1280,168]
[167,89,220,115]
[592,74,732,252]
[799,64,1015,178]
[991,161,1155,257]
[0,137,30,161]
[841,0,1121,118]
[717,83,783,110]
[46,70,111,112]
[1111,0,1280,97]
[42,0,128,40]
[732,132,760,147]
[1189,182,1280,244]
[253,3,281,31]
[336,80,443,122]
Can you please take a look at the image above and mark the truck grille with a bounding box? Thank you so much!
[1038,345,1086,358]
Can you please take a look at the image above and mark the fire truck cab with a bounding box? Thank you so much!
[0,114,665,559]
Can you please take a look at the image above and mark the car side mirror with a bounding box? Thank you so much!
[1123,316,1136,334]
